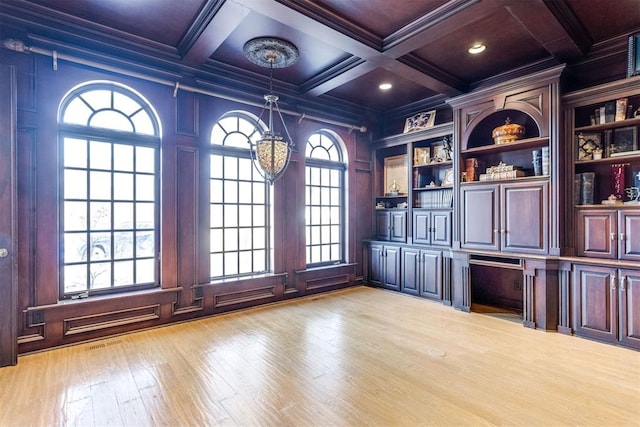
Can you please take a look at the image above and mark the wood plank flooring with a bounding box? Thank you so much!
[1,286,639,426]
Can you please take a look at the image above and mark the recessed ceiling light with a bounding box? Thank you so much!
[468,43,486,55]
[379,82,392,90]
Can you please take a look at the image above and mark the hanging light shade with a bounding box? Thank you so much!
[243,37,299,184]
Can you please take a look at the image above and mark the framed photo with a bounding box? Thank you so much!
[431,143,447,163]
[576,132,602,161]
[608,126,637,157]
[414,147,430,165]
[403,110,436,133]
[442,168,455,186]
[628,32,640,78]
[384,154,407,195]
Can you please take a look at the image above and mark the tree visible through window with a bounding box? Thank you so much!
[59,82,161,297]
[210,112,271,279]
[305,131,345,266]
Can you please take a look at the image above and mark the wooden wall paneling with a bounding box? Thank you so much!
[34,57,64,305]
[451,251,471,311]
[354,166,371,278]
[558,260,573,334]
[277,156,302,295]
[295,264,355,293]
[522,258,559,331]
[63,305,161,336]
[211,280,282,311]
[175,146,201,312]
[16,127,37,337]
[175,90,199,137]
[0,64,18,367]
[441,254,452,306]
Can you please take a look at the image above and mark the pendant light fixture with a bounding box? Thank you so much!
[243,37,299,184]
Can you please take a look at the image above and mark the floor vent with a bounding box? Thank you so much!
[87,339,122,351]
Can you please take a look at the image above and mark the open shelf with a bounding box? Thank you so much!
[461,137,548,155]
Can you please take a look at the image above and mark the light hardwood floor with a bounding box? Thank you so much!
[1,286,639,426]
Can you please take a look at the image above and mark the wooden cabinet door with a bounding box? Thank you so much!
[412,210,431,245]
[573,265,618,343]
[401,248,420,295]
[369,244,384,285]
[619,211,640,261]
[619,269,640,349]
[577,210,617,259]
[461,185,499,251]
[431,211,451,247]
[376,211,391,241]
[501,181,548,254]
[383,246,401,291]
[389,211,407,242]
[419,250,442,300]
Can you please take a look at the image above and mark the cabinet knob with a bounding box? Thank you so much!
[500,229,506,234]
[0,248,7,258]
[610,233,616,241]
[620,276,627,291]
[619,233,626,241]
[610,274,617,290]
[493,229,499,233]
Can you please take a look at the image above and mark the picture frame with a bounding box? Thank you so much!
[608,126,638,157]
[628,32,640,78]
[431,143,447,163]
[442,168,455,186]
[384,154,408,195]
[403,110,436,133]
[413,147,430,166]
[576,132,602,161]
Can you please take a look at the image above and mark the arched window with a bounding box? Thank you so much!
[210,111,271,279]
[58,81,161,298]
[305,131,346,266]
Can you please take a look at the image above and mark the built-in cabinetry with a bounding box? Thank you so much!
[573,264,640,349]
[577,208,640,260]
[376,210,407,242]
[369,243,401,291]
[367,124,454,304]
[460,180,548,254]
[562,75,640,349]
[413,210,451,246]
[366,69,640,350]
[444,66,564,328]
[401,247,442,299]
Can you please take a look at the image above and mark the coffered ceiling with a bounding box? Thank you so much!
[1,0,639,128]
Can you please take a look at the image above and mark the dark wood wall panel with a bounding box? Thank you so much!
[175,90,199,136]
[3,57,361,354]
[64,305,161,336]
[16,127,37,335]
[0,64,18,367]
[213,286,278,308]
[176,146,199,309]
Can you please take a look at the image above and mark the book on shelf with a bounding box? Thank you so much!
[416,187,453,209]
[615,98,628,122]
[610,149,640,158]
[575,172,595,205]
[604,101,616,123]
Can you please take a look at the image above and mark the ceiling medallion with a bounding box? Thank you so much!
[243,37,299,68]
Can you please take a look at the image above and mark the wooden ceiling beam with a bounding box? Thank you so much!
[505,0,590,62]
[181,0,249,66]
[233,0,461,96]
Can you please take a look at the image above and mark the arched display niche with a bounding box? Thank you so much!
[465,108,541,150]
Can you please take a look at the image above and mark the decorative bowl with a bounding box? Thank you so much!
[492,118,525,145]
